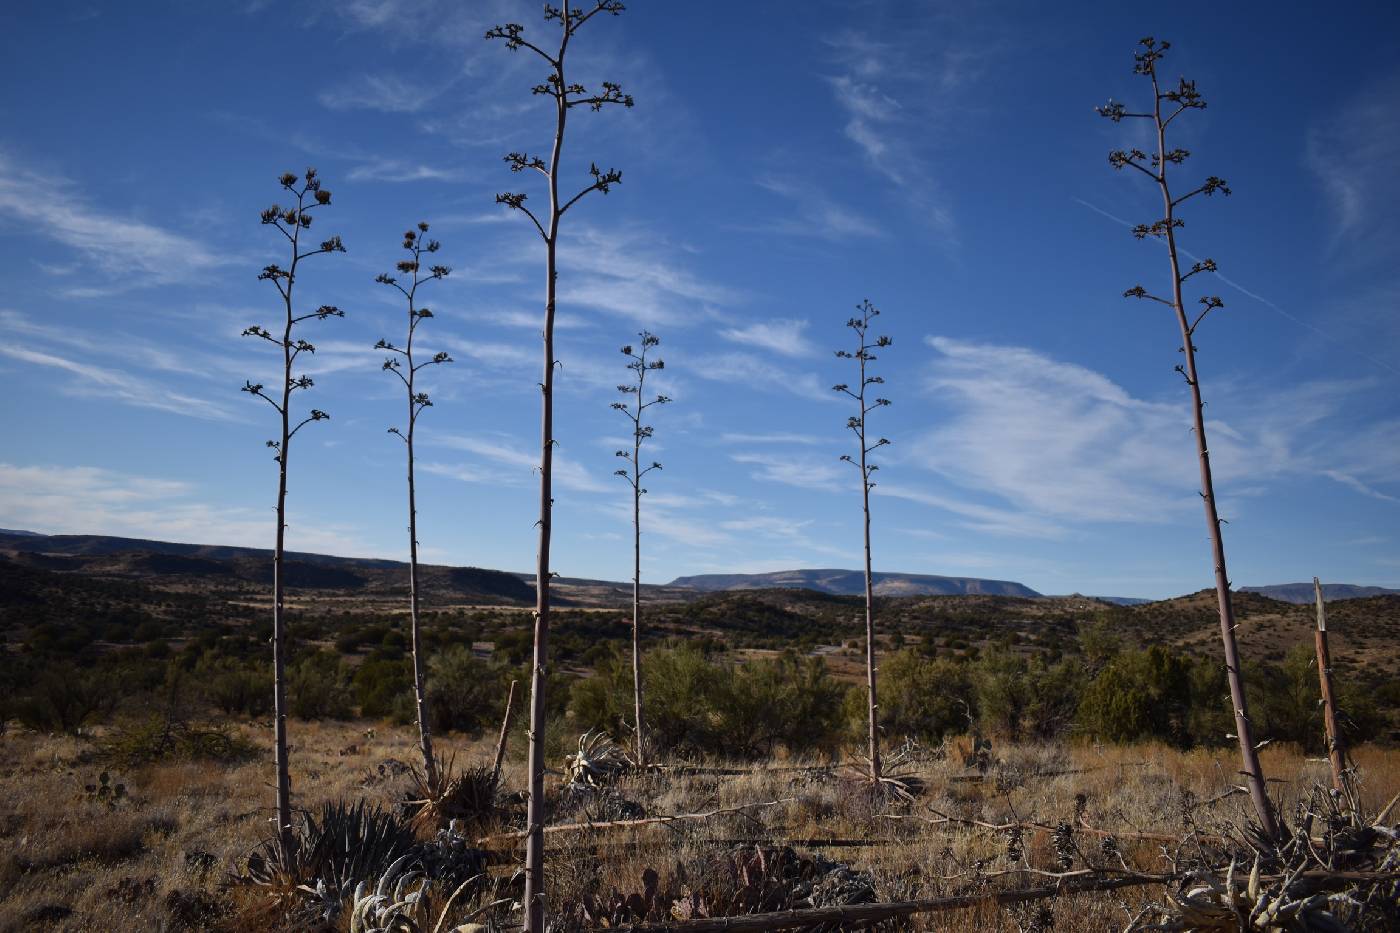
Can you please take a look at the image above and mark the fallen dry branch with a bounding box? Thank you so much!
[598,868,1400,933]
[545,836,905,854]
[599,874,1168,932]
[882,808,1232,849]
[946,764,1145,784]
[642,764,840,777]
[477,798,796,848]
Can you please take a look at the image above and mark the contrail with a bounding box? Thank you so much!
[1073,196,1400,378]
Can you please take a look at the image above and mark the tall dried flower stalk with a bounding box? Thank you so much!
[374,222,453,789]
[240,167,345,861]
[485,3,634,928]
[834,299,891,785]
[611,331,670,767]
[1097,37,1278,840]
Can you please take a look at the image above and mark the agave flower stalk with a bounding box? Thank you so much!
[240,167,346,861]
[833,299,891,785]
[374,223,453,790]
[1096,38,1278,840]
[485,3,634,928]
[611,331,670,767]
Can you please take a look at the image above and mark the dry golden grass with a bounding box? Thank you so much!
[0,720,1394,931]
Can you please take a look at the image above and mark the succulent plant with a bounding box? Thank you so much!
[243,799,417,895]
[82,770,127,806]
[563,730,633,789]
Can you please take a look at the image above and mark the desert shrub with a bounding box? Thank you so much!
[720,651,848,757]
[1334,681,1384,746]
[1077,615,1125,673]
[14,663,117,733]
[573,644,847,759]
[970,650,1032,740]
[1078,646,1190,745]
[354,654,412,721]
[1251,644,1321,749]
[866,650,974,743]
[568,650,633,738]
[288,650,355,719]
[1023,656,1085,739]
[194,653,272,717]
[425,646,509,734]
[1247,646,1384,751]
[972,650,1083,741]
[100,715,257,766]
[574,643,727,755]
[1183,655,1234,747]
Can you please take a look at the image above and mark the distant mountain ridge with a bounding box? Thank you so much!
[1240,583,1400,604]
[3,532,1393,605]
[0,530,401,568]
[668,568,1041,598]
[0,530,535,603]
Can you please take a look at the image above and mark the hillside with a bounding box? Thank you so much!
[1110,588,1400,679]
[669,568,1041,597]
[0,531,534,605]
[1240,582,1400,603]
[4,531,1399,686]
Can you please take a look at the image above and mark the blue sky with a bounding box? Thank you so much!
[1,1,1397,599]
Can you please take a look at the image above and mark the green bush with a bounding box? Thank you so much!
[968,650,1083,741]
[194,654,271,718]
[288,650,355,719]
[722,651,848,757]
[868,650,974,743]
[14,664,117,733]
[354,655,412,721]
[425,646,508,734]
[1078,646,1190,744]
[572,644,847,759]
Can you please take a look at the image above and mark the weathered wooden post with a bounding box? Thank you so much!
[1312,577,1346,794]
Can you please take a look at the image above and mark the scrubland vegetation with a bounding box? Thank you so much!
[3,4,1399,929]
[3,556,1399,929]
[2,712,1397,931]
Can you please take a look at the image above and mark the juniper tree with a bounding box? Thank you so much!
[833,299,891,785]
[374,223,453,790]
[485,3,633,927]
[240,168,345,861]
[611,332,670,768]
[1097,38,1279,840]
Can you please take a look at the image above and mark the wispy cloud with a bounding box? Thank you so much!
[319,73,433,113]
[432,434,610,493]
[346,159,459,183]
[1322,469,1399,503]
[718,318,819,358]
[719,432,827,446]
[1305,74,1400,257]
[0,345,236,421]
[0,463,371,555]
[0,309,219,378]
[437,335,627,395]
[691,351,833,403]
[731,451,843,492]
[330,0,515,49]
[819,21,989,241]
[911,336,1399,527]
[876,483,1064,540]
[558,226,741,326]
[1073,196,1400,379]
[751,175,882,242]
[827,73,902,176]
[0,152,228,291]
